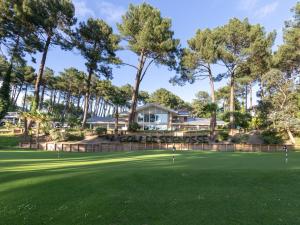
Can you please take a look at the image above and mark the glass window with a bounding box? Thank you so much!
[150,114,155,122]
[137,113,144,122]
[144,114,149,122]
[155,114,168,124]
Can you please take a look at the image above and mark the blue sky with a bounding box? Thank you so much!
[32,0,297,103]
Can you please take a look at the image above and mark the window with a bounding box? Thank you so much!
[155,114,168,124]
[137,113,144,122]
[144,114,149,122]
[150,114,155,122]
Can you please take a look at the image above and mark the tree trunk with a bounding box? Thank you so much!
[114,106,119,134]
[245,84,248,112]
[82,69,93,128]
[77,95,81,110]
[57,92,61,104]
[13,83,23,107]
[128,51,146,127]
[208,66,216,142]
[0,62,13,119]
[99,99,104,116]
[52,90,56,105]
[249,83,253,110]
[62,91,71,123]
[0,36,20,119]
[287,128,295,145]
[11,85,17,102]
[229,74,235,133]
[39,84,46,110]
[32,35,51,112]
[22,84,28,111]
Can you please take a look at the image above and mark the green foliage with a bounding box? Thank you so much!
[231,134,250,144]
[275,2,300,73]
[66,115,82,128]
[118,3,180,124]
[65,131,84,141]
[213,18,274,128]
[191,91,215,118]
[95,127,107,136]
[170,28,218,86]
[149,88,188,110]
[25,0,76,112]
[128,122,141,132]
[73,18,120,77]
[216,130,229,142]
[49,129,65,141]
[72,18,120,126]
[0,68,11,120]
[24,0,76,48]
[49,129,84,142]
[222,111,252,129]
[118,3,179,63]
[261,130,284,144]
[258,69,299,143]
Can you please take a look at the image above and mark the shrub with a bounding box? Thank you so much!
[67,116,81,128]
[95,127,107,135]
[222,111,252,129]
[65,131,84,141]
[231,134,249,144]
[49,129,84,142]
[261,130,283,144]
[41,121,52,135]
[216,130,229,142]
[49,129,67,141]
[128,122,141,132]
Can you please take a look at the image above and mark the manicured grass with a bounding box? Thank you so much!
[0,134,20,149]
[1,149,300,225]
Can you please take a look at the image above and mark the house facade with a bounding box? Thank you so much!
[87,103,226,131]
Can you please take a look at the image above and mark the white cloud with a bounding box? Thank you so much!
[98,1,126,23]
[74,0,95,18]
[238,0,258,11]
[255,1,279,18]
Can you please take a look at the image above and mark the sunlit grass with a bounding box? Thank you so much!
[1,149,300,225]
[0,134,20,149]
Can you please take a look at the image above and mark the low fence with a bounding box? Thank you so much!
[19,142,299,152]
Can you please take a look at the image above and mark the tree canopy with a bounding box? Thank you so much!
[118,3,180,127]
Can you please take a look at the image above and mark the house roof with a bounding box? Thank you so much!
[86,116,127,124]
[136,103,178,114]
[182,118,227,126]
[4,112,19,119]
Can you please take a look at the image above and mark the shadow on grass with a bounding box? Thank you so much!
[0,134,21,149]
[1,150,300,225]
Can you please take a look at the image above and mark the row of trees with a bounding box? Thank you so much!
[170,2,300,142]
[0,1,180,129]
[0,1,299,143]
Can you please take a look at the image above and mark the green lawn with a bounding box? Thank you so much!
[1,147,300,225]
[0,134,20,149]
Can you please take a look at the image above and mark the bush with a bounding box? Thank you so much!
[222,111,252,129]
[49,129,84,142]
[128,122,141,132]
[41,121,52,135]
[231,134,249,144]
[95,127,107,135]
[261,130,284,144]
[216,130,229,142]
[65,131,84,141]
[67,116,81,128]
[49,129,67,141]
